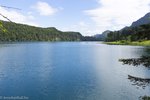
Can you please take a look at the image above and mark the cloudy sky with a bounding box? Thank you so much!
[0,0,150,36]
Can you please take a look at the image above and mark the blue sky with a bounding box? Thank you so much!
[0,0,150,36]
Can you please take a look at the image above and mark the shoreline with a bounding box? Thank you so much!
[105,40,150,46]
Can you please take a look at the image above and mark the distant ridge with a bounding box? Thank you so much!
[94,30,111,41]
[131,12,150,27]
[0,20,83,41]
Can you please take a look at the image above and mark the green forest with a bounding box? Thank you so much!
[1,20,150,43]
[105,24,150,42]
[0,20,83,42]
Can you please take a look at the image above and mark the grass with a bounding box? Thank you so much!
[105,40,150,46]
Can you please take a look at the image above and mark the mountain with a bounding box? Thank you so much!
[0,20,82,41]
[105,23,150,42]
[94,30,111,41]
[104,12,150,42]
[131,12,150,27]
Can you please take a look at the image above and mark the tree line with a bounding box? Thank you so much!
[105,24,150,42]
[0,20,83,42]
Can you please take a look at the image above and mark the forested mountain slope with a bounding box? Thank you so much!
[0,21,82,41]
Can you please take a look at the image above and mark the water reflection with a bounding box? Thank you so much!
[139,96,150,100]
[119,51,150,99]
[119,56,150,69]
[119,55,150,89]
[128,75,150,89]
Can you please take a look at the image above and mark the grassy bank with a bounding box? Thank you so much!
[105,40,150,46]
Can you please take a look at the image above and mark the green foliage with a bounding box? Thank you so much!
[105,24,150,42]
[81,36,99,41]
[0,21,7,32]
[106,40,150,46]
[0,20,83,42]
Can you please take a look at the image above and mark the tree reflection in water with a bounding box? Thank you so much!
[119,56,150,69]
[139,95,150,100]
[128,75,150,89]
[119,56,150,100]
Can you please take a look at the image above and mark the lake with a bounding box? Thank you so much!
[0,42,149,100]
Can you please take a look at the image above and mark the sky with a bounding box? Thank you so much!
[0,0,150,36]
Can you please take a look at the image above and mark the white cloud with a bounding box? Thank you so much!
[32,1,58,16]
[0,7,39,26]
[85,0,150,33]
[60,21,100,36]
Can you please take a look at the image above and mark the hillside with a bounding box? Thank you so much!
[0,21,82,42]
[94,30,111,41]
[105,12,150,42]
[105,24,150,42]
[131,12,150,27]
